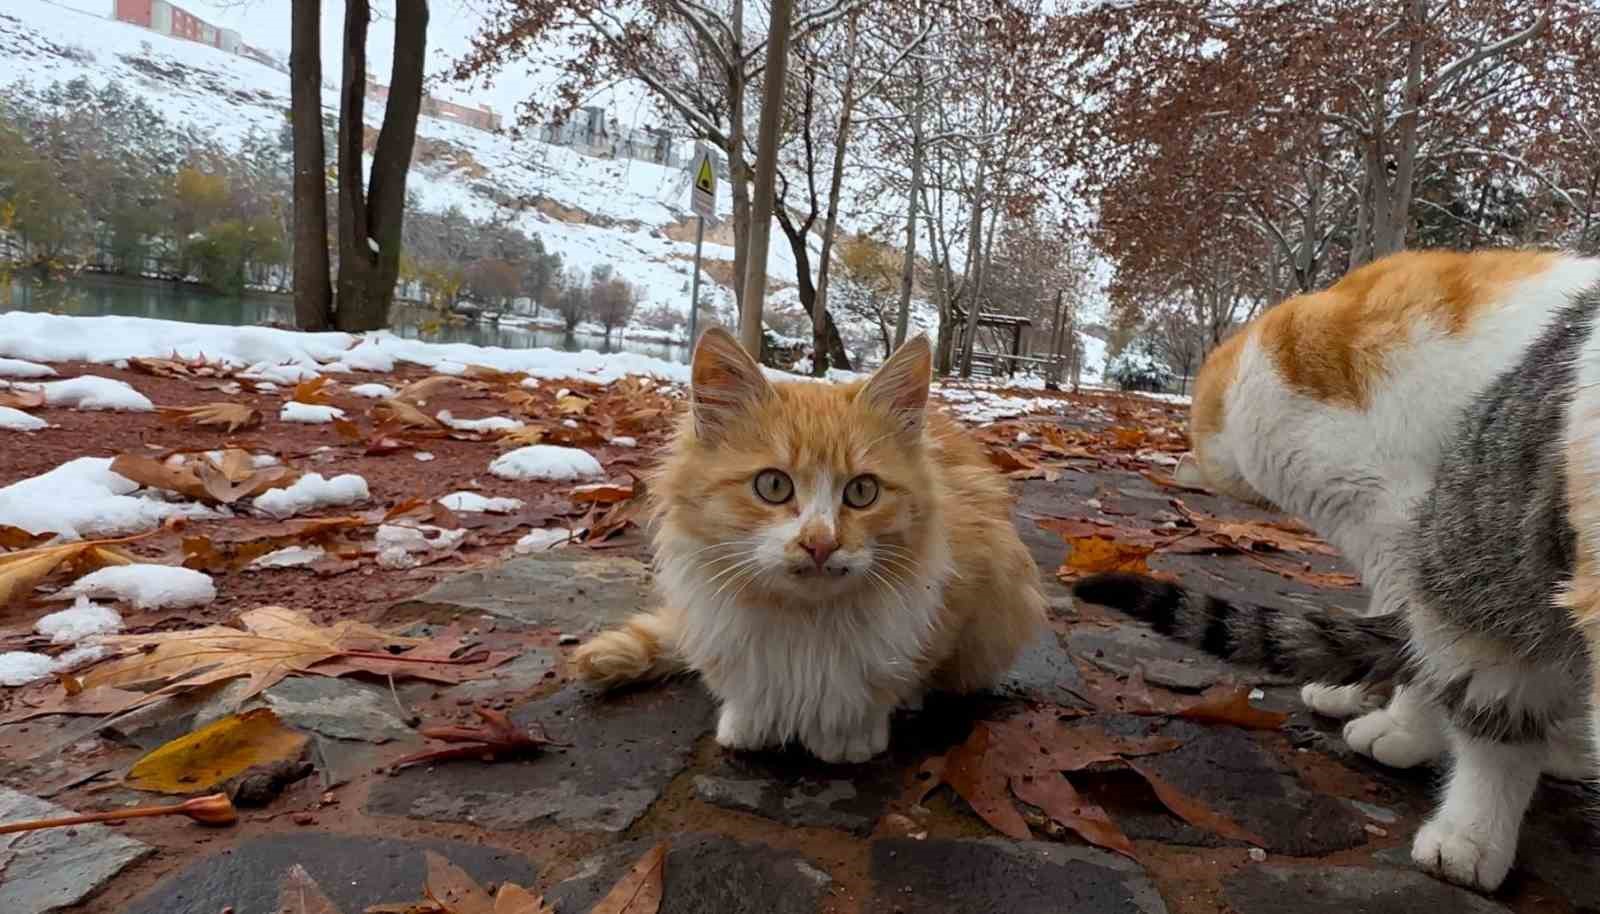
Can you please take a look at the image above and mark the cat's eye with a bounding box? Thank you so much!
[753,469,794,504]
[843,474,879,509]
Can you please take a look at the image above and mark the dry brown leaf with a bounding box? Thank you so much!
[590,842,667,914]
[158,402,262,433]
[373,399,443,429]
[0,388,45,410]
[493,883,554,914]
[497,426,547,447]
[391,707,557,771]
[1175,684,1288,731]
[0,684,153,725]
[556,394,591,415]
[1058,537,1155,578]
[0,525,54,550]
[292,376,333,405]
[109,453,208,501]
[395,375,467,405]
[569,482,635,504]
[79,607,425,712]
[1126,760,1266,846]
[424,852,497,914]
[0,530,157,606]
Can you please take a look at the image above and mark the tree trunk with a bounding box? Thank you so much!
[958,153,988,378]
[737,0,793,357]
[894,71,926,349]
[290,0,331,330]
[334,0,428,332]
[726,0,750,318]
[811,17,858,376]
[775,210,852,372]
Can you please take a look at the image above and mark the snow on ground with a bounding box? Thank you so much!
[609,436,638,448]
[40,375,154,411]
[0,406,47,431]
[490,445,604,482]
[515,528,574,553]
[348,383,395,399]
[253,473,369,519]
[375,523,468,569]
[436,411,523,433]
[279,402,346,424]
[0,357,54,378]
[58,565,216,610]
[0,456,217,539]
[249,545,325,568]
[34,597,123,643]
[0,652,60,687]
[438,492,525,514]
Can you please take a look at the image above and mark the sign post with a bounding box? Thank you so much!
[687,146,718,355]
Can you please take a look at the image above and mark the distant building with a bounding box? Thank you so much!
[113,0,233,52]
[366,75,503,133]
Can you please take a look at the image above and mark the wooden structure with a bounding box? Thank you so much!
[950,306,1034,378]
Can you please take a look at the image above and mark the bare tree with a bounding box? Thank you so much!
[290,0,331,329]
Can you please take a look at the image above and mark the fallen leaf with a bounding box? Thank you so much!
[373,398,443,429]
[497,426,546,447]
[333,418,363,441]
[195,459,298,504]
[1110,428,1147,449]
[424,852,496,914]
[0,684,152,725]
[0,525,54,549]
[159,403,262,433]
[390,706,557,770]
[590,842,666,914]
[1126,760,1266,845]
[1278,568,1361,588]
[556,394,591,415]
[1175,684,1288,731]
[1008,769,1134,858]
[292,377,333,405]
[109,453,207,501]
[278,864,344,914]
[0,388,45,410]
[125,708,309,794]
[0,530,157,606]
[395,375,468,405]
[569,482,634,504]
[986,447,1038,474]
[493,883,554,914]
[1059,536,1154,577]
[79,606,426,712]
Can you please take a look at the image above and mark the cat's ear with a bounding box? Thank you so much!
[691,326,773,440]
[860,334,932,433]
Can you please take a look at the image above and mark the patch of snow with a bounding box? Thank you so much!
[561,419,579,429]
[255,381,280,393]
[54,644,108,671]
[490,445,604,482]
[377,546,419,570]
[375,523,466,568]
[59,565,216,610]
[41,376,153,411]
[348,383,395,399]
[520,378,541,390]
[280,402,346,424]
[34,597,123,643]
[250,545,326,568]
[0,456,216,539]
[242,362,321,385]
[338,342,395,373]
[413,452,436,462]
[253,473,370,519]
[438,492,524,514]
[0,357,55,378]
[515,528,573,553]
[437,410,523,433]
[434,361,469,376]
[0,406,47,431]
[0,652,58,687]
[609,436,638,448]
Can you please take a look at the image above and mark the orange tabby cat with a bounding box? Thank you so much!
[574,328,1045,763]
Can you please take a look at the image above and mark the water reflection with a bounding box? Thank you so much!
[4,275,690,364]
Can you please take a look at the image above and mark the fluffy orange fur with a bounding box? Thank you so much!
[575,329,1044,760]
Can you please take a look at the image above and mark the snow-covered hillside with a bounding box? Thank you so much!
[0,0,1104,380]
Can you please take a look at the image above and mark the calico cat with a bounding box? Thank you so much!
[1174,249,1600,771]
[1074,285,1600,892]
[573,328,1045,763]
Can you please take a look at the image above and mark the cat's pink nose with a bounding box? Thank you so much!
[802,539,838,568]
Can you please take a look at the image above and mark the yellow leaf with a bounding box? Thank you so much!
[292,377,333,405]
[590,842,666,914]
[1059,536,1153,577]
[125,708,308,794]
[0,546,77,605]
[556,395,590,415]
[158,403,262,433]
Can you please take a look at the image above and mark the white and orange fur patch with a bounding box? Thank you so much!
[1182,250,1600,769]
[575,328,1045,763]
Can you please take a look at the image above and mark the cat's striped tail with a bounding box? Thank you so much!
[1072,573,1410,686]
[572,610,687,687]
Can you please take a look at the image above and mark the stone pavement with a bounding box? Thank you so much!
[6,463,1600,914]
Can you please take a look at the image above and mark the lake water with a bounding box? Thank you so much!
[3,274,691,363]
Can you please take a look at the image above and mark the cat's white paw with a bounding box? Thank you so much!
[807,712,891,764]
[1412,815,1516,892]
[1343,707,1447,769]
[1300,683,1372,719]
[715,704,769,752]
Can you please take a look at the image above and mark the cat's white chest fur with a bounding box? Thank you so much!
[656,548,949,763]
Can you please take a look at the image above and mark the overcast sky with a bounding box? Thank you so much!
[180,0,652,125]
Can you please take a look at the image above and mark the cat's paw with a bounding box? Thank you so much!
[1412,815,1516,892]
[1344,707,1446,769]
[715,704,770,752]
[573,628,655,686]
[807,713,891,764]
[1300,683,1373,719]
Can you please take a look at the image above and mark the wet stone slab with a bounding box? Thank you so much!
[261,676,415,743]
[445,647,560,700]
[401,549,653,632]
[870,838,1169,914]
[1223,865,1512,914]
[0,789,152,914]
[123,833,536,914]
[1068,623,1253,692]
[546,833,831,914]
[1076,715,1368,856]
[367,679,714,832]
[994,628,1092,709]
